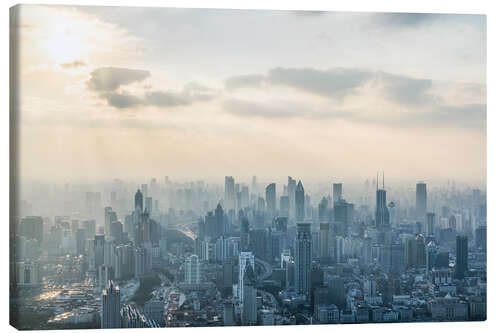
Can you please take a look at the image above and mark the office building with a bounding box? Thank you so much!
[241,262,257,325]
[135,189,143,212]
[295,180,305,222]
[185,254,201,284]
[333,183,342,202]
[295,223,312,296]
[265,183,277,216]
[416,182,427,224]
[288,177,296,219]
[101,280,121,329]
[225,176,236,211]
[238,252,255,302]
[455,235,468,280]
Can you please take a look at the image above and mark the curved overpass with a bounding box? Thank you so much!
[255,258,273,281]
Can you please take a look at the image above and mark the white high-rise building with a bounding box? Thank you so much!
[241,263,257,325]
[185,254,201,284]
[238,251,255,302]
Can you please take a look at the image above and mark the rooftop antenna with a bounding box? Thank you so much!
[383,172,385,189]
[376,171,379,190]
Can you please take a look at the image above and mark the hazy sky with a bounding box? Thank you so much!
[12,5,486,183]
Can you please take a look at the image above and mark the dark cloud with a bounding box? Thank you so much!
[142,83,216,107]
[268,67,372,98]
[226,67,372,98]
[99,82,216,109]
[60,60,87,69]
[102,92,143,109]
[226,67,440,107]
[143,91,188,107]
[379,73,437,106]
[88,67,150,92]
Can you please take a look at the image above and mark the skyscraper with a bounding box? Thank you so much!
[455,235,468,280]
[251,175,257,195]
[318,197,329,222]
[104,207,117,237]
[279,196,289,217]
[333,183,342,202]
[225,176,235,211]
[185,254,201,284]
[426,212,435,236]
[240,216,250,251]
[319,223,330,260]
[135,189,143,212]
[334,199,353,237]
[265,183,276,216]
[295,223,312,296]
[140,184,148,200]
[145,197,153,213]
[223,301,235,326]
[375,189,390,230]
[94,235,105,269]
[416,182,427,224]
[19,216,44,245]
[238,252,255,302]
[76,228,86,255]
[101,280,121,329]
[405,234,426,269]
[240,185,250,209]
[475,226,487,250]
[215,203,225,238]
[295,180,305,222]
[241,262,257,325]
[288,177,296,219]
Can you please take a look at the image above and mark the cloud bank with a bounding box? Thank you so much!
[87,67,151,92]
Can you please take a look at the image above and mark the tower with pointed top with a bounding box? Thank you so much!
[241,261,257,325]
[295,180,305,222]
[135,189,143,212]
[288,177,297,219]
[215,203,224,237]
[238,252,255,303]
[375,172,390,230]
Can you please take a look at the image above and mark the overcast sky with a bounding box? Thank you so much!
[13,5,486,184]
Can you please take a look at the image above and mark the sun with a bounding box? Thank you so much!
[42,20,89,65]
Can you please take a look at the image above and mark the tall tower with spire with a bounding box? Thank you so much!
[375,172,390,230]
[295,180,305,222]
[135,189,143,212]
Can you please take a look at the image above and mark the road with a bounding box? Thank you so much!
[177,225,196,240]
[255,258,273,280]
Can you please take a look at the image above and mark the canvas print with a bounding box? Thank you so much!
[9,4,486,330]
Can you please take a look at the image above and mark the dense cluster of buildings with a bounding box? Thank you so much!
[10,175,487,328]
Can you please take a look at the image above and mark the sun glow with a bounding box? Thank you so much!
[42,21,89,64]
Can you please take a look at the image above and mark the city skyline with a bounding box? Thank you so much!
[11,174,487,329]
[12,5,486,182]
[10,4,487,330]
